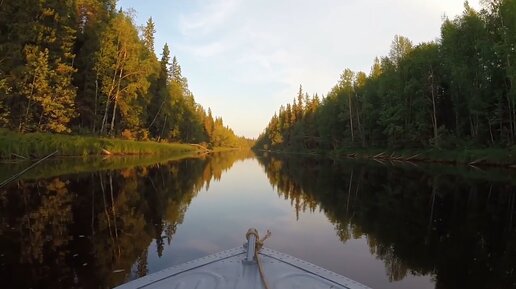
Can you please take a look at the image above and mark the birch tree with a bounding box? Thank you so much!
[95,12,150,135]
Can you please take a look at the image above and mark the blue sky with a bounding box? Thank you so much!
[117,0,481,138]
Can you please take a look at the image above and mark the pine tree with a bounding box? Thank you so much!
[142,17,156,53]
[148,44,171,138]
[204,108,215,141]
[296,85,304,119]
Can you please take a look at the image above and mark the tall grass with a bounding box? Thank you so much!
[0,129,197,158]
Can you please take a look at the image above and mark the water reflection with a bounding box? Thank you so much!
[1,151,515,289]
[256,153,516,289]
[0,150,254,289]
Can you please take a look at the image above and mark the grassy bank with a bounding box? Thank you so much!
[258,146,516,168]
[0,129,198,159]
[330,147,516,167]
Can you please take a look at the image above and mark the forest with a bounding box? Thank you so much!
[255,1,516,152]
[0,0,249,148]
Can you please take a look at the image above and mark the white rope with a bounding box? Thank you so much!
[247,229,272,289]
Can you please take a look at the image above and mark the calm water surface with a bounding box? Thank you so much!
[0,151,515,289]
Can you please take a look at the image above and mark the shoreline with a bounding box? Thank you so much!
[256,147,516,169]
[0,129,200,159]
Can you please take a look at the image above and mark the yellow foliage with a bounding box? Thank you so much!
[121,129,135,140]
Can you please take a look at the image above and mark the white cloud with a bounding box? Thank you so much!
[178,0,240,35]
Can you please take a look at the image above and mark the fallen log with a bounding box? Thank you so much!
[373,152,385,158]
[11,153,28,159]
[405,153,422,161]
[468,157,486,165]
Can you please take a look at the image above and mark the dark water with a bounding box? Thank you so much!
[0,151,515,289]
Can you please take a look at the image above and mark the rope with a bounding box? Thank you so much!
[249,229,272,289]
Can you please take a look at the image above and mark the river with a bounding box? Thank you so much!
[0,151,514,289]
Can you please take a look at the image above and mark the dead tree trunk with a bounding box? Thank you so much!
[348,92,354,143]
[430,69,438,140]
[109,48,127,136]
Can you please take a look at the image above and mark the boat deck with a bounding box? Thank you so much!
[115,246,371,289]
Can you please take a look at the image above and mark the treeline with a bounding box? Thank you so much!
[0,0,249,148]
[255,2,516,151]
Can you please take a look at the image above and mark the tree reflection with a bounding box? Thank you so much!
[0,150,253,289]
[256,154,516,289]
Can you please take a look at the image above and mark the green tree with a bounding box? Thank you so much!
[339,68,355,143]
[354,72,367,146]
[389,35,413,68]
[402,42,443,146]
[22,46,76,133]
[142,17,156,53]
[484,0,516,143]
[73,0,116,133]
[0,0,40,130]
[1,0,77,133]
[441,4,496,142]
[95,12,151,135]
[148,43,171,139]
[296,85,304,119]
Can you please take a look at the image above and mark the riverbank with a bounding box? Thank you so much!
[257,146,516,168]
[0,129,198,159]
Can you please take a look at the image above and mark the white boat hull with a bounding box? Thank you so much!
[114,246,371,289]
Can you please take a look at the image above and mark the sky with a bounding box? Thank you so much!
[117,0,482,139]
